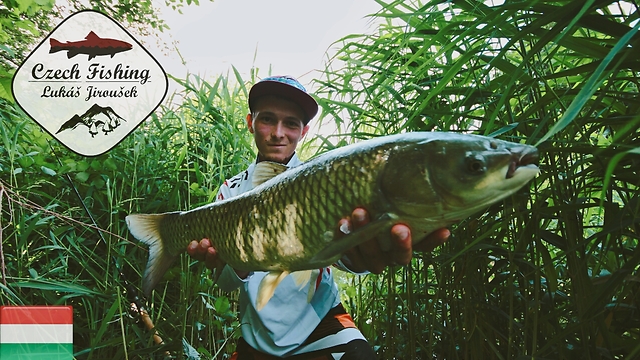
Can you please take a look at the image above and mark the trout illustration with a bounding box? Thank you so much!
[49,31,132,60]
[126,132,540,309]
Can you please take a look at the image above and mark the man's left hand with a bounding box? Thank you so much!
[340,208,450,274]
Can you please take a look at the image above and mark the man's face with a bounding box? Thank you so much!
[247,95,309,164]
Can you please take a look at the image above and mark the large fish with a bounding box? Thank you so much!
[126,132,539,309]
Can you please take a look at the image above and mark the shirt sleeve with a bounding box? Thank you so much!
[216,181,231,201]
[217,264,253,292]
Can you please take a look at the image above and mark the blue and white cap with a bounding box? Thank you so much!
[248,76,318,124]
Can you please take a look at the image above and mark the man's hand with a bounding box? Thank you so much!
[187,239,219,269]
[187,239,250,279]
[340,208,450,274]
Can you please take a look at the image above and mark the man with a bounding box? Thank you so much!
[187,76,450,359]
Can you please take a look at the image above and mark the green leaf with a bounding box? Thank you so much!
[11,279,101,296]
[75,171,90,182]
[103,157,118,171]
[182,338,201,360]
[0,68,15,102]
[91,297,120,349]
[537,20,640,145]
[486,123,519,138]
[600,147,640,205]
[34,0,54,6]
[40,165,56,176]
[536,239,557,293]
[76,160,90,172]
[0,44,15,57]
[16,0,35,12]
[214,296,230,315]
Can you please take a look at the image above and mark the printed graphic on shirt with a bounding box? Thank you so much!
[227,170,249,189]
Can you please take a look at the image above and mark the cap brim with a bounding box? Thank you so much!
[249,80,318,123]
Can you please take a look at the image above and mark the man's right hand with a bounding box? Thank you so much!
[187,239,250,278]
[187,239,220,270]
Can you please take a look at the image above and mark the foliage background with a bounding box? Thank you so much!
[1,0,640,359]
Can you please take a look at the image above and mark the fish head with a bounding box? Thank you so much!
[380,133,539,221]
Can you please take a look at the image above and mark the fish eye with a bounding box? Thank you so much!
[465,154,486,175]
[490,141,498,149]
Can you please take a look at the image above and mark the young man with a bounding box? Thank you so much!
[187,76,450,359]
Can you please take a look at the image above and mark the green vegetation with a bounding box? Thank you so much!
[317,1,640,358]
[1,71,256,358]
[1,0,639,359]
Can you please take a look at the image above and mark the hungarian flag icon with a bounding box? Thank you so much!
[0,306,73,359]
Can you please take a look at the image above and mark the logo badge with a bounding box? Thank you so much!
[12,10,168,157]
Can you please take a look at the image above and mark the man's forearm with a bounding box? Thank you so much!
[217,265,252,292]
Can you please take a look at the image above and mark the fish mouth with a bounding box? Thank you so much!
[506,148,539,179]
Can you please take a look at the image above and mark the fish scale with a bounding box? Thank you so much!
[126,132,540,309]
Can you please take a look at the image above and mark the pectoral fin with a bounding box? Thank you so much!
[256,270,290,310]
[291,270,316,289]
[252,162,289,187]
[291,269,324,303]
[309,213,399,265]
[291,269,323,303]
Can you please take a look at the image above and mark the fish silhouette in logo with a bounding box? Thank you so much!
[49,31,132,60]
[56,104,126,137]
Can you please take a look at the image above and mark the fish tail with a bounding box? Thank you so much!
[125,213,178,296]
[49,38,64,53]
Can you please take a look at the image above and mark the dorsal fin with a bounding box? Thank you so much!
[252,161,289,187]
[85,31,99,40]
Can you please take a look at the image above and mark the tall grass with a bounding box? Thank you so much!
[316,0,640,358]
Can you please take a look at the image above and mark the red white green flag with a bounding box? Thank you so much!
[0,306,73,359]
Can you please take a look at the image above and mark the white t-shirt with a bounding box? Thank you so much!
[215,153,351,356]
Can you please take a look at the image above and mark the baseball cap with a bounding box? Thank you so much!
[248,76,318,124]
